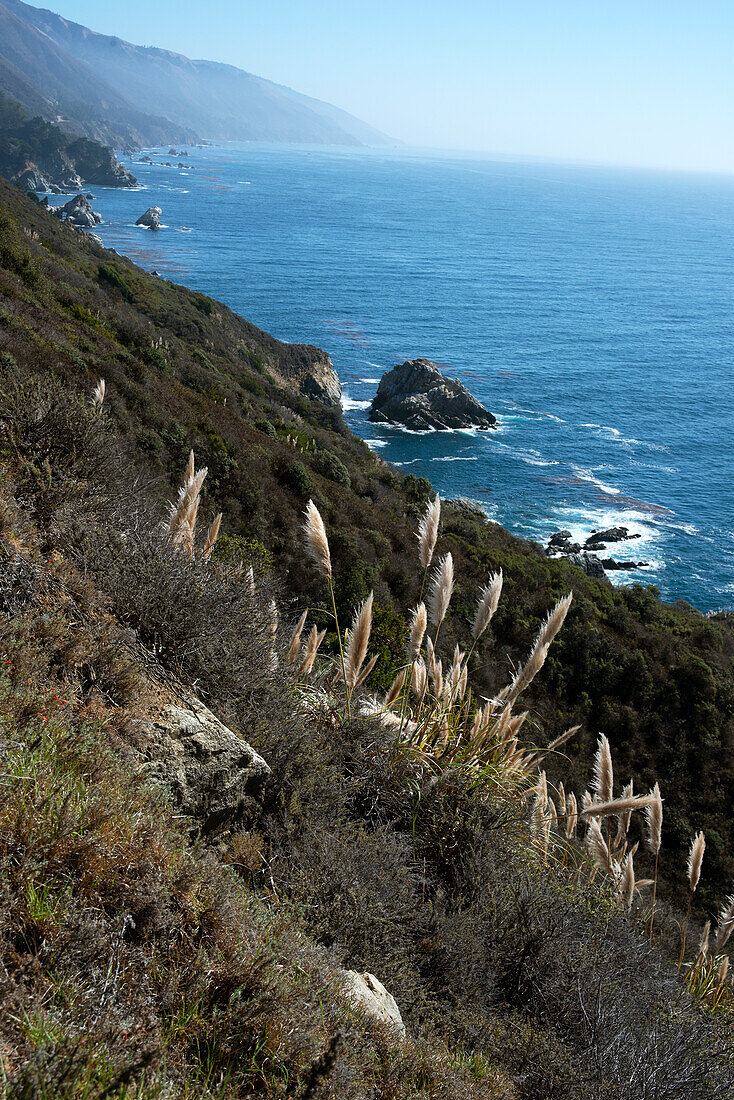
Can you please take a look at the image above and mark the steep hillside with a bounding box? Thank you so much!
[0,174,733,920]
[2,0,394,147]
[0,92,137,189]
[0,0,195,148]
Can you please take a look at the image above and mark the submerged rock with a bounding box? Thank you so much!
[342,971,406,1037]
[136,206,162,230]
[370,359,497,431]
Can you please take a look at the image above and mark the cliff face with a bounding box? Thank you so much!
[0,92,137,189]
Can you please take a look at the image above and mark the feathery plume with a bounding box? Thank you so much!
[586,818,613,874]
[202,512,222,562]
[287,610,308,665]
[184,449,195,487]
[425,635,436,677]
[557,781,567,817]
[298,626,326,678]
[581,793,655,819]
[245,565,255,596]
[471,570,503,641]
[645,783,663,855]
[384,668,407,708]
[417,494,441,570]
[715,896,734,953]
[427,552,454,628]
[303,500,332,579]
[617,780,635,839]
[700,920,711,957]
[90,377,106,409]
[432,659,443,699]
[566,792,578,839]
[688,831,706,894]
[592,734,614,804]
[344,592,374,691]
[408,603,428,660]
[411,657,427,699]
[354,654,378,691]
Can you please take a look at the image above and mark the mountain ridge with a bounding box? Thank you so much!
[0,0,395,148]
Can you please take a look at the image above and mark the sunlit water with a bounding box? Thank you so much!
[66,143,734,610]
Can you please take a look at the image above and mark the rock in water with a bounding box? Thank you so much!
[369,359,497,430]
[342,971,406,1037]
[136,206,162,231]
[55,193,102,227]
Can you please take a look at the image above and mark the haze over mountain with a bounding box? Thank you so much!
[0,0,393,149]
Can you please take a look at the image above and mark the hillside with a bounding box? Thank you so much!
[0,0,394,148]
[1,174,734,1098]
[0,175,733,910]
[0,92,137,190]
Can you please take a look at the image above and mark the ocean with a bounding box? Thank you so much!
[70,143,734,611]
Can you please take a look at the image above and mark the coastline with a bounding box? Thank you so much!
[68,142,734,612]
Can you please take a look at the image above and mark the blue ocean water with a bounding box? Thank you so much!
[71,144,734,610]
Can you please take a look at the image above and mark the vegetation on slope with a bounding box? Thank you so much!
[0,171,732,928]
[0,375,732,1098]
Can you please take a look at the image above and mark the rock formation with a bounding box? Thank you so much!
[136,206,162,231]
[54,193,102,227]
[342,971,406,1037]
[369,359,497,431]
[137,692,271,835]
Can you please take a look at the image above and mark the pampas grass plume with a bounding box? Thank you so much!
[428,552,454,627]
[592,734,614,804]
[645,782,663,855]
[418,494,441,570]
[408,602,428,660]
[304,500,332,579]
[688,830,706,893]
[345,592,373,691]
[471,569,503,640]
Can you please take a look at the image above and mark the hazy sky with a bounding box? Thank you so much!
[45,0,734,172]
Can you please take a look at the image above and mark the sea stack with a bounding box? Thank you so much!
[136,206,162,231]
[369,359,497,431]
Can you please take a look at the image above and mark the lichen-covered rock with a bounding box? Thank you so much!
[342,971,406,1037]
[369,359,496,431]
[138,693,270,835]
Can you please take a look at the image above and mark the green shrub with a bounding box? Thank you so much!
[97,263,132,301]
[313,449,351,488]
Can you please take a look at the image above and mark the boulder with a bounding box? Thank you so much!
[55,193,102,227]
[138,693,271,835]
[568,552,609,580]
[342,971,405,1037]
[601,558,648,571]
[369,359,497,431]
[136,206,162,231]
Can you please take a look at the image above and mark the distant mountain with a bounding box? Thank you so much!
[0,1,195,148]
[0,0,394,148]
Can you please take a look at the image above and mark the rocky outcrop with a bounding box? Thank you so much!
[342,971,406,1037]
[585,527,641,550]
[369,359,497,431]
[282,345,342,407]
[568,552,608,580]
[137,693,271,835]
[546,526,648,578]
[136,206,162,231]
[54,193,102,227]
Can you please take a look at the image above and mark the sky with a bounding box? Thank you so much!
[41,0,734,173]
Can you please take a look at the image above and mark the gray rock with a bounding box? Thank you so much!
[342,971,405,1037]
[568,552,609,580]
[136,206,162,230]
[85,232,104,247]
[55,193,102,227]
[138,694,270,835]
[370,359,497,431]
[16,167,50,192]
[601,558,648,571]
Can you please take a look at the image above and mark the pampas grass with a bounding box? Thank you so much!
[581,793,654,819]
[417,494,441,572]
[298,626,326,678]
[287,610,308,665]
[90,377,105,410]
[679,830,707,970]
[202,513,222,563]
[427,552,454,633]
[304,500,332,579]
[645,782,663,942]
[344,592,374,693]
[408,603,428,660]
[471,570,503,641]
[592,734,614,804]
